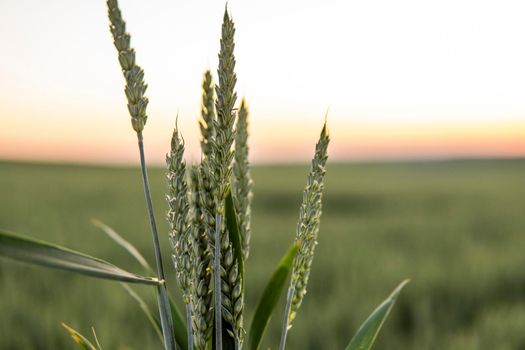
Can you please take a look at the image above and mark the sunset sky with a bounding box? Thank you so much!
[1,0,525,164]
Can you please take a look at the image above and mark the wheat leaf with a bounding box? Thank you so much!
[345,279,409,350]
[91,219,152,272]
[248,242,300,350]
[225,190,244,281]
[62,323,98,350]
[91,220,187,349]
[0,230,159,286]
[121,283,164,343]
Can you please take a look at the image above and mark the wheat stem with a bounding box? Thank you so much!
[278,286,295,350]
[279,122,330,349]
[138,132,177,350]
[214,213,223,350]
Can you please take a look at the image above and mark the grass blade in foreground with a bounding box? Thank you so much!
[0,230,159,285]
[248,243,300,350]
[62,323,98,350]
[345,279,409,350]
[121,284,164,343]
[92,220,188,350]
[92,219,152,272]
[225,191,244,280]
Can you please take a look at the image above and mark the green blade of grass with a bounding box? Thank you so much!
[0,230,159,286]
[170,296,189,350]
[121,283,164,343]
[62,323,98,350]
[225,190,244,280]
[248,242,300,350]
[345,279,410,350]
[91,219,152,272]
[91,221,188,350]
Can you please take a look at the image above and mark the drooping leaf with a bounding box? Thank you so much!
[248,242,300,350]
[0,230,159,285]
[91,222,188,350]
[62,323,98,350]
[121,283,164,343]
[91,327,103,350]
[345,279,410,350]
[91,219,152,272]
[225,190,244,280]
[169,292,189,350]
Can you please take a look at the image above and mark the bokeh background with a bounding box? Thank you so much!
[1,0,525,349]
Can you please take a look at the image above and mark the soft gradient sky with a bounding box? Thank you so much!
[1,0,525,164]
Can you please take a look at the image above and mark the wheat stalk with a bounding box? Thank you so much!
[166,124,195,350]
[206,8,241,350]
[279,122,330,350]
[233,98,253,259]
[188,166,214,350]
[210,8,237,206]
[166,125,193,302]
[107,1,176,349]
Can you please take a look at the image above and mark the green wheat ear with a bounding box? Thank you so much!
[279,122,330,350]
[233,98,253,259]
[199,70,216,160]
[166,124,193,304]
[107,0,148,133]
[289,122,329,323]
[188,165,214,350]
[211,7,237,206]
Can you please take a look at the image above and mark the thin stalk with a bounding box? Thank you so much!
[137,132,177,350]
[278,286,295,350]
[186,303,194,350]
[214,213,223,350]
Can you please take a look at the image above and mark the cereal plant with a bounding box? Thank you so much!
[0,1,407,349]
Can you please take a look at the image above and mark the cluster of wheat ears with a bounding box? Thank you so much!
[0,1,407,349]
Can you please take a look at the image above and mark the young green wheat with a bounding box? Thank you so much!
[188,166,214,350]
[199,70,216,160]
[233,99,253,260]
[107,0,148,134]
[279,122,330,350]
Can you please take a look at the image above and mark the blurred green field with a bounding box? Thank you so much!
[1,159,524,349]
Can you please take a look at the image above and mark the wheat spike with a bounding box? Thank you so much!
[107,0,149,133]
[233,98,253,259]
[210,8,237,206]
[166,125,194,303]
[199,71,216,160]
[288,122,330,325]
[189,166,214,350]
[209,9,245,347]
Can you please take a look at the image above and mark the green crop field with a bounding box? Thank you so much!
[1,159,524,349]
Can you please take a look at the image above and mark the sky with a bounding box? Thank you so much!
[1,0,525,164]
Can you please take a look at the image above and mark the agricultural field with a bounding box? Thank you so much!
[0,159,524,349]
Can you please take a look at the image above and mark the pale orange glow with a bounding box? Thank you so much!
[2,115,524,164]
[1,0,525,164]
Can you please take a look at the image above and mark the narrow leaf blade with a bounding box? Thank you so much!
[225,191,244,279]
[91,219,152,272]
[0,230,159,286]
[345,279,410,350]
[248,243,300,350]
[91,222,187,350]
[170,294,189,350]
[62,323,98,350]
[121,283,164,343]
